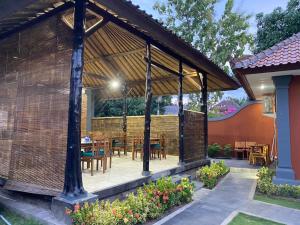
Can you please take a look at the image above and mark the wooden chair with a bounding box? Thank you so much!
[249,144,269,166]
[234,141,246,159]
[132,136,143,160]
[245,141,256,159]
[92,138,111,174]
[158,134,166,160]
[81,135,93,173]
[112,134,127,156]
[150,134,166,160]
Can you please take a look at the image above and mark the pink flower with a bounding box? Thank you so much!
[74,203,80,212]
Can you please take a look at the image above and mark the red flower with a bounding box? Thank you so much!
[128,210,133,215]
[112,209,117,215]
[74,203,80,213]
[163,195,169,203]
[135,213,140,219]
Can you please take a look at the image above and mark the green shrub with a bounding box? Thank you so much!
[196,161,229,189]
[223,144,232,157]
[256,167,300,199]
[66,177,195,225]
[208,143,221,158]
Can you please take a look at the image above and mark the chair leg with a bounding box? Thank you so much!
[96,160,99,171]
[91,159,94,176]
[110,156,112,168]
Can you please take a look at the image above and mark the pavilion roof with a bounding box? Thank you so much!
[0,0,240,99]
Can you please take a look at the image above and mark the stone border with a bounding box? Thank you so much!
[92,159,210,200]
[51,159,210,224]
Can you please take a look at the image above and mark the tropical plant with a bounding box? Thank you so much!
[223,144,233,158]
[208,143,222,158]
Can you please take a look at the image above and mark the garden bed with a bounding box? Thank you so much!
[66,177,194,225]
[196,161,230,189]
[255,167,300,210]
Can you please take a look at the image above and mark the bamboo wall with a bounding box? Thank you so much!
[183,111,205,162]
[91,111,205,159]
[0,15,72,195]
[92,115,179,155]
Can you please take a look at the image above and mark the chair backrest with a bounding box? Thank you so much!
[93,138,110,156]
[160,134,166,149]
[246,141,256,148]
[133,136,143,148]
[262,145,269,155]
[234,141,246,148]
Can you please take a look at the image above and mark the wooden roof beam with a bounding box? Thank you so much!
[0,1,74,41]
[85,17,109,37]
[144,57,181,77]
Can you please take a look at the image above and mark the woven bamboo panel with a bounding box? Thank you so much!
[0,15,72,194]
[183,111,205,162]
[92,115,179,155]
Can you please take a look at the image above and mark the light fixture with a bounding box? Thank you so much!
[260,84,265,90]
[110,79,121,90]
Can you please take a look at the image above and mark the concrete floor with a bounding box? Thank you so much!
[82,154,179,193]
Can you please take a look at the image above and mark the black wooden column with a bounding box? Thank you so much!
[63,0,86,198]
[202,73,208,158]
[178,60,184,164]
[142,41,152,176]
[122,84,128,155]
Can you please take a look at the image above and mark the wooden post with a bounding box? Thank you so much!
[122,84,128,155]
[63,0,86,198]
[142,41,152,176]
[202,73,208,158]
[178,60,184,164]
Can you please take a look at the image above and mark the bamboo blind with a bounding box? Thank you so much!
[0,15,72,195]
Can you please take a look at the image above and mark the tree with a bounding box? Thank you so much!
[255,0,300,53]
[154,0,253,112]
[95,96,172,117]
[154,0,253,72]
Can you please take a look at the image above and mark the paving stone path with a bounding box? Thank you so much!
[156,167,300,225]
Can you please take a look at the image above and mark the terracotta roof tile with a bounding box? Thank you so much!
[231,32,300,69]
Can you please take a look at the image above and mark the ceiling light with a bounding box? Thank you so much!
[110,79,121,90]
[260,84,265,90]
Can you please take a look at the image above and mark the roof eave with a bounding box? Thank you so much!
[94,0,240,91]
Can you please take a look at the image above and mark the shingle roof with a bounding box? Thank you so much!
[232,32,300,69]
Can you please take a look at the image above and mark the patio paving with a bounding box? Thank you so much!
[83,154,179,193]
[155,162,300,225]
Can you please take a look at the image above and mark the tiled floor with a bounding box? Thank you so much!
[82,154,179,193]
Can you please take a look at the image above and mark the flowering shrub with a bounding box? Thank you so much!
[257,167,300,198]
[66,177,194,225]
[196,161,229,189]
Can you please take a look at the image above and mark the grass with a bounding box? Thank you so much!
[254,193,300,210]
[0,208,41,225]
[229,213,284,225]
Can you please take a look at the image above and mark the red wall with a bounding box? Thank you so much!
[208,102,275,150]
[289,76,300,179]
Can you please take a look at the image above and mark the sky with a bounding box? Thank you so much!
[130,0,289,100]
